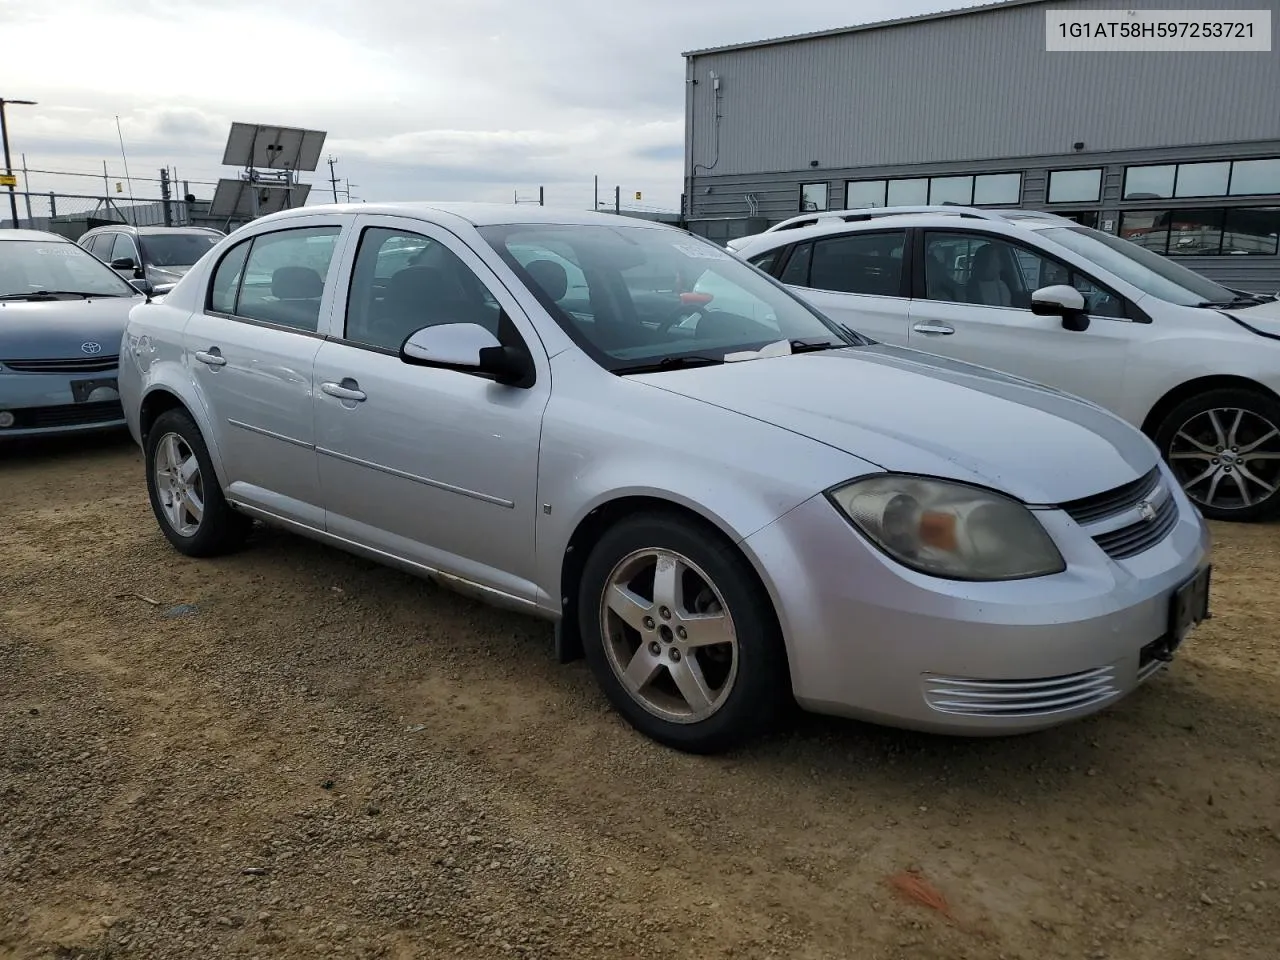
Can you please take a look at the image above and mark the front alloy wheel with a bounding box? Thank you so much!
[1157,388,1280,522]
[600,548,739,724]
[578,511,789,754]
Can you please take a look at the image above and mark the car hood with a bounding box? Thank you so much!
[1226,297,1280,336]
[631,344,1158,505]
[0,295,140,361]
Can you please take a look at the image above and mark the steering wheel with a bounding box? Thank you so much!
[653,291,716,335]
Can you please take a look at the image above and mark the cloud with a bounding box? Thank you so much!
[2,0,985,212]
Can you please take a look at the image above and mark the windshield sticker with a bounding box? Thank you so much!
[724,339,793,363]
[672,240,730,261]
[34,246,79,256]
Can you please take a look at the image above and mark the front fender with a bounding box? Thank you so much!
[532,394,871,613]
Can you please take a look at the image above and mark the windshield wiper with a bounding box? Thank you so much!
[614,355,723,375]
[1199,294,1268,309]
[788,338,847,353]
[0,290,120,301]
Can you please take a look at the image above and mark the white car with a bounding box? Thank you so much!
[731,205,1280,523]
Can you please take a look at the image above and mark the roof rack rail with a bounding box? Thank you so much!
[995,209,1078,223]
[830,204,1008,223]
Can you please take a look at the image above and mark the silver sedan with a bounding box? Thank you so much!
[117,203,1212,753]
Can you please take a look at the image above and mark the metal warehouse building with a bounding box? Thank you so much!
[681,0,1280,289]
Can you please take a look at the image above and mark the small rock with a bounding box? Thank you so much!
[1200,892,1215,906]
[163,603,199,618]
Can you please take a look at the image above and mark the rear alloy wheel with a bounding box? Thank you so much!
[578,512,788,754]
[145,408,253,556]
[1156,388,1280,522]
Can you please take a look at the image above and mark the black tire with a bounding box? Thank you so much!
[1154,387,1280,523]
[144,408,253,556]
[577,510,790,754]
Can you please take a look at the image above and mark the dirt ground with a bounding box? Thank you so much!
[1,433,1278,960]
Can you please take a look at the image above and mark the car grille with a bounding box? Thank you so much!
[2,356,120,374]
[1091,496,1179,559]
[923,666,1120,717]
[2,400,125,430]
[1058,466,1179,560]
[1060,467,1160,524]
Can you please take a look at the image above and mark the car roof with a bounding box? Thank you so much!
[82,224,220,235]
[244,201,678,231]
[736,208,1073,253]
[0,228,71,243]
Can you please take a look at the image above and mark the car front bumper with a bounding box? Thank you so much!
[0,368,127,439]
[742,482,1212,735]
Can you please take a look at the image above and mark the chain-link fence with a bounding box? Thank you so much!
[1,190,245,239]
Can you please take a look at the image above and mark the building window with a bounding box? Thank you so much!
[887,178,929,205]
[1223,207,1280,255]
[1124,158,1280,201]
[844,180,886,208]
[1118,207,1279,256]
[800,182,829,212]
[1229,158,1280,196]
[1123,165,1176,200]
[929,176,973,205]
[1174,161,1231,198]
[972,172,1022,205]
[841,172,1023,210]
[1048,168,1102,203]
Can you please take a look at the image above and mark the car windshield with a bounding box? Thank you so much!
[139,232,221,268]
[1039,225,1237,307]
[0,238,138,298]
[477,222,859,372]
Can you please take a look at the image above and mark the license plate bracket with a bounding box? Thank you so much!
[1165,564,1212,657]
[71,377,119,403]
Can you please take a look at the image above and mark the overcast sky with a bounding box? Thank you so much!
[2,0,984,214]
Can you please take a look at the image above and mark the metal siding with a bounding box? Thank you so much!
[686,0,1280,178]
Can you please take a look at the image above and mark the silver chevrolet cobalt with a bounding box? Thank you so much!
[118,203,1211,753]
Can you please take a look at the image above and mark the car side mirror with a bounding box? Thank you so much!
[1030,284,1091,332]
[399,322,533,387]
[110,256,137,271]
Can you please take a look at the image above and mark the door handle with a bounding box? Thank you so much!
[911,322,955,336]
[194,348,226,366]
[321,380,367,402]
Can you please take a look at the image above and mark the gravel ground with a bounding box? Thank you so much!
[2,432,1278,960]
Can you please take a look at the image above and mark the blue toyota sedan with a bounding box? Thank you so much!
[1,229,143,439]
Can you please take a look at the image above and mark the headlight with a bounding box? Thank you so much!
[827,474,1065,581]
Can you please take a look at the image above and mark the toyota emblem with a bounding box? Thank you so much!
[81,341,103,355]
[1137,500,1157,523]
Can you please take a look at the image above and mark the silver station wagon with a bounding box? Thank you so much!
[118,203,1212,753]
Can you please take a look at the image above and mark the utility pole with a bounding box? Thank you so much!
[327,155,340,203]
[614,185,620,215]
[593,174,598,211]
[0,97,37,229]
[159,167,173,226]
[539,186,544,207]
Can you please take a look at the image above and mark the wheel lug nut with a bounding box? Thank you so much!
[649,641,661,656]
[669,648,681,662]
[1212,458,1219,464]
[676,626,687,640]
[659,607,671,620]
[643,617,655,630]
